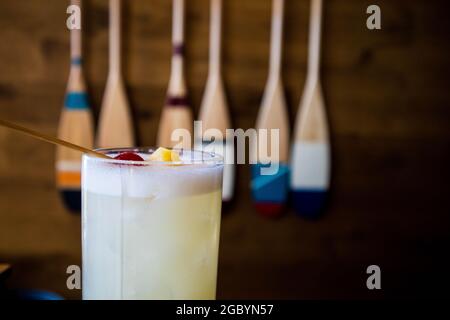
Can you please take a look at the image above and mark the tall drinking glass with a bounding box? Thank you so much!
[82,148,223,299]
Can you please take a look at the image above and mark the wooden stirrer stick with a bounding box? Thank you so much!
[0,119,110,159]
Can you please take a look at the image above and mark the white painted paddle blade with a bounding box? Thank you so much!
[56,0,94,213]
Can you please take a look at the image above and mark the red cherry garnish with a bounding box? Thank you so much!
[114,152,144,161]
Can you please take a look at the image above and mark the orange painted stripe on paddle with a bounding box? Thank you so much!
[57,171,81,188]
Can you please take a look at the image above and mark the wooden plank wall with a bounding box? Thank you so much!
[0,0,449,299]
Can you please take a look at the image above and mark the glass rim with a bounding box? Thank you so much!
[83,147,224,167]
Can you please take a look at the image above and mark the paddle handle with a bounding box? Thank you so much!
[172,0,185,45]
[109,0,122,75]
[169,0,186,96]
[0,119,109,159]
[307,0,323,82]
[209,0,223,77]
[269,0,284,79]
[70,0,82,62]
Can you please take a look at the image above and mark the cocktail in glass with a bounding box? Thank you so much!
[81,148,223,300]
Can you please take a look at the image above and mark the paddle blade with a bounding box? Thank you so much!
[56,99,94,213]
[157,100,193,149]
[97,79,135,148]
[199,77,231,134]
[251,81,290,217]
[199,77,235,203]
[291,83,330,218]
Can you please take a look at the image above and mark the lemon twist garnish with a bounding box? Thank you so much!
[149,147,181,162]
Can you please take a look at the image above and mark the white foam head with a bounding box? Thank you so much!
[82,149,223,199]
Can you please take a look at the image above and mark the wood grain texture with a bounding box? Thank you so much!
[0,0,449,299]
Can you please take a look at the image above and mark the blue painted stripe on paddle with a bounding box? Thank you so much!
[71,57,83,65]
[292,189,328,219]
[251,163,289,203]
[64,92,89,110]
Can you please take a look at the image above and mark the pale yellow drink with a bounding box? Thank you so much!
[82,149,223,300]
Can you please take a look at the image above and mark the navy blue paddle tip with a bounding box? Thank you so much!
[60,190,81,213]
[292,190,328,219]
